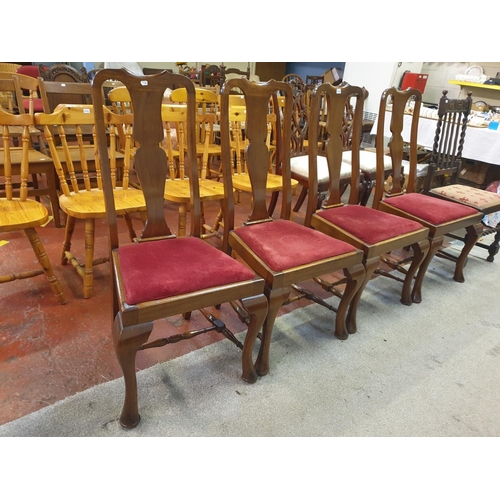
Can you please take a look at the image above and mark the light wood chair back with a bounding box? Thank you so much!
[170,86,221,179]
[0,63,21,73]
[34,104,145,298]
[227,105,275,175]
[0,106,66,303]
[160,102,226,237]
[107,85,133,115]
[170,87,219,114]
[161,103,187,180]
[36,104,130,194]
[0,75,21,113]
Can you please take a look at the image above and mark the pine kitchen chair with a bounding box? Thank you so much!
[35,103,147,298]
[0,107,66,304]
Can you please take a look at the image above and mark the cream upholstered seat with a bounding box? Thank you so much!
[290,154,353,184]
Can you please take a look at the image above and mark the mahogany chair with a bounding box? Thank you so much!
[91,68,268,429]
[107,85,225,237]
[421,90,500,263]
[372,87,483,302]
[35,104,147,298]
[304,83,430,332]
[290,83,376,212]
[0,107,66,304]
[220,78,366,375]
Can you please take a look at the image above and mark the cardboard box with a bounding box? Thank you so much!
[322,68,343,85]
[459,160,490,187]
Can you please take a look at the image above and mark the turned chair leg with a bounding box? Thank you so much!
[61,215,76,265]
[25,227,66,305]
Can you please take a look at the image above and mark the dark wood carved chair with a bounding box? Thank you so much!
[220,77,366,375]
[372,87,484,301]
[39,64,89,83]
[306,75,324,86]
[282,73,304,90]
[304,83,430,332]
[421,90,500,263]
[220,63,251,83]
[91,69,268,429]
[200,64,223,87]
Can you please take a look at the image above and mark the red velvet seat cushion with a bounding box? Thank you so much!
[383,193,478,225]
[117,237,256,305]
[317,205,425,245]
[16,65,41,78]
[233,219,356,272]
[23,98,44,113]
